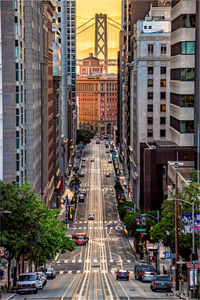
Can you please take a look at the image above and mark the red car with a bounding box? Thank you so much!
[72,233,89,246]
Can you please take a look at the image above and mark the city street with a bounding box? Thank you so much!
[12,141,176,299]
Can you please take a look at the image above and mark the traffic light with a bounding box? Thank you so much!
[141,234,144,238]
[192,253,196,265]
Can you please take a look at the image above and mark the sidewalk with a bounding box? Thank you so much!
[0,292,16,300]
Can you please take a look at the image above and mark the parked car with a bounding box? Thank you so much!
[106,172,110,177]
[138,266,155,281]
[108,160,112,163]
[116,270,129,281]
[106,150,110,153]
[81,163,85,168]
[150,275,172,292]
[17,272,40,294]
[141,271,155,282]
[135,264,154,280]
[88,213,95,220]
[77,169,84,177]
[90,158,94,162]
[45,268,56,279]
[36,272,47,287]
[82,158,86,162]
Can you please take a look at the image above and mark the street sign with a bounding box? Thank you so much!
[164,251,171,260]
[136,216,141,225]
[141,216,146,226]
[136,228,146,232]
[0,247,4,256]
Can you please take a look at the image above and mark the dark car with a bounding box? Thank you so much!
[79,194,85,203]
[81,163,85,168]
[116,270,129,281]
[150,275,172,292]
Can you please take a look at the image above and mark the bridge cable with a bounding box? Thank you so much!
[76,23,95,36]
[77,17,95,30]
[107,21,121,30]
[107,17,121,27]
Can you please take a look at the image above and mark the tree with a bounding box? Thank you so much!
[150,182,200,261]
[76,129,95,145]
[0,181,75,287]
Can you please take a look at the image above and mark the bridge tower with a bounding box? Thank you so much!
[95,13,108,70]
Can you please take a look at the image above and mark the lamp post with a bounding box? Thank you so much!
[167,198,195,298]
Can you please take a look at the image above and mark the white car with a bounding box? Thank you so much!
[17,272,40,294]
[46,268,56,279]
[142,271,155,282]
[36,272,47,287]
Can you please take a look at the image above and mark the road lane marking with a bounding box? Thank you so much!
[61,274,79,300]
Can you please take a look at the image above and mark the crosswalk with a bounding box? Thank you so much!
[54,259,134,264]
[55,270,134,275]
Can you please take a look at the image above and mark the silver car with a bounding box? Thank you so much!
[46,267,56,279]
[36,271,47,287]
[17,272,40,294]
[142,271,155,282]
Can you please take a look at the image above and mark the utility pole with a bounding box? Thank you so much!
[175,162,179,291]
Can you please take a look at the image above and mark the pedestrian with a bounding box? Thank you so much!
[0,269,4,280]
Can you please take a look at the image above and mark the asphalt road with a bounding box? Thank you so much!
[13,140,176,300]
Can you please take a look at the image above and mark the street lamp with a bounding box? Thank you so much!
[167,198,195,298]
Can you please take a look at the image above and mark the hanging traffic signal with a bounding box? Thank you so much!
[192,253,196,265]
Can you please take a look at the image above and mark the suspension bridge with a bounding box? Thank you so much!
[76,13,121,72]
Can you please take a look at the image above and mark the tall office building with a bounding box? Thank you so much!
[129,5,171,209]
[1,0,26,185]
[0,1,2,180]
[25,0,42,195]
[58,0,76,188]
[170,0,196,146]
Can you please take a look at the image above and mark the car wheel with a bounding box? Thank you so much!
[116,277,118,280]
[167,288,171,292]
[127,277,129,281]
[34,289,38,294]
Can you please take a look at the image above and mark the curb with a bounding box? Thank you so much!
[128,238,139,260]
[7,294,17,300]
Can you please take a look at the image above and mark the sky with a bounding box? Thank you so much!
[76,0,121,61]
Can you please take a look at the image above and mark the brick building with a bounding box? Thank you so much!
[77,54,117,135]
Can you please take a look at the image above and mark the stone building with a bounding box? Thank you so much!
[77,54,117,135]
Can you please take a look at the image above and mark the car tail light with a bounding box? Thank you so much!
[167,282,171,286]
[154,282,159,285]
[18,284,22,288]
[116,273,119,276]
[31,284,36,288]
[127,272,129,276]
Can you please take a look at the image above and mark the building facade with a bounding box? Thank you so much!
[0,1,2,180]
[129,6,171,209]
[77,55,117,135]
[170,0,195,146]
[58,0,76,186]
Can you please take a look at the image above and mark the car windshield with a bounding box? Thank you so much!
[47,268,52,272]
[156,276,170,281]
[77,236,85,240]
[19,275,35,281]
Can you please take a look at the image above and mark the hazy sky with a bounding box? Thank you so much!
[76,0,121,60]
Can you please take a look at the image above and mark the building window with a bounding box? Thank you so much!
[171,93,194,107]
[148,67,153,74]
[182,42,195,55]
[148,105,153,112]
[172,14,196,32]
[148,44,154,55]
[160,79,166,87]
[147,130,153,137]
[161,44,167,54]
[160,129,166,137]
[148,92,153,100]
[160,117,166,124]
[147,117,153,124]
[58,6,61,12]
[171,68,195,81]
[160,104,166,112]
[148,79,153,87]
[58,17,61,23]
[161,67,166,74]
[161,92,166,100]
